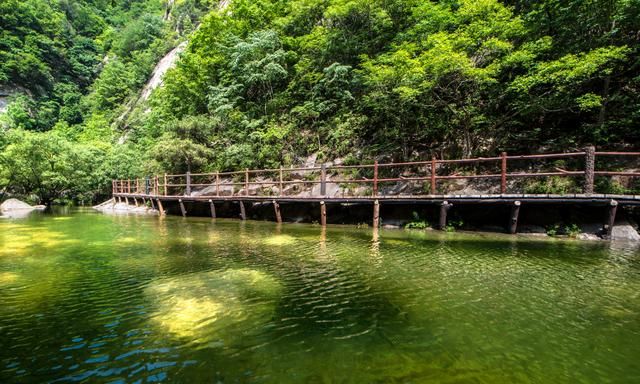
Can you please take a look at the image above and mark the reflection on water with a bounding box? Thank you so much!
[0,210,639,383]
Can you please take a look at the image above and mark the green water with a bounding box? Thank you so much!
[0,210,639,383]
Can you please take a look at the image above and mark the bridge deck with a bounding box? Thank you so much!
[113,193,640,205]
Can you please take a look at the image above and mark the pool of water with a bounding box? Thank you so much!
[0,209,639,383]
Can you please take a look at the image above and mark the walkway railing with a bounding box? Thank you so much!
[112,147,640,198]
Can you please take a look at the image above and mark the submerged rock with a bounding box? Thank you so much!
[145,268,283,342]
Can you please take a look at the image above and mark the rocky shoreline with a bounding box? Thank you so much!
[93,198,158,215]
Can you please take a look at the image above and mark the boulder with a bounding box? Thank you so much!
[93,198,157,215]
[0,198,45,212]
[611,221,640,242]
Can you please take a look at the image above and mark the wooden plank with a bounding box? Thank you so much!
[604,199,618,238]
[373,200,380,228]
[584,146,595,195]
[508,201,521,234]
[321,163,327,196]
[179,199,187,217]
[438,201,451,230]
[273,200,282,223]
[186,172,191,196]
[210,200,216,218]
[239,201,246,220]
[430,157,437,195]
[279,167,284,196]
[245,169,249,196]
[501,152,507,194]
[164,174,168,196]
[320,201,327,227]
[373,161,378,197]
[156,199,165,216]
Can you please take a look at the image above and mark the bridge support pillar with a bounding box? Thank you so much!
[373,200,380,228]
[179,199,187,217]
[604,199,618,238]
[320,201,327,227]
[239,201,246,220]
[209,199,216,219]
[273,200,282,223]
[438,201,451,230]
[125,197,130,205]
[156,199,165,216]
[508,201,521,234]
[149,198,156,210]
[133,198,139,207]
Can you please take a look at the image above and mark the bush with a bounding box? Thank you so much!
[405,211,429,229]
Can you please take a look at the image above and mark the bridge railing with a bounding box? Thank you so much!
[112,147,640,198]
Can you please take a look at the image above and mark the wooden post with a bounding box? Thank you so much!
[136,179,140,194]
[373,200,380,228]
[508,201,521,234]
[279,166,284,196]
[149,197,156,210]
[431,157,437,195]
[209,199,216,219]
[438,201,451,230]
[125,196,130,205]
[133,198,139,207]
[245,169,249,196]
[239,201,246,220]
[128,179,131,194]
[164,174,168,196]
[604,199,618,238]
[373,160,378,197]
[154,176,159,196]
[216,172,220,197]
[186,172,191,196]
[273,200,282,223]
[320,163,327,196]
[320,201,327,227]
[179,199,187,217]
[112,180,115,196]
[145,177,150,195]
[584,146,595,195]
[156,199,165,216]
[501,152,507,194]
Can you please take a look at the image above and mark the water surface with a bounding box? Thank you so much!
[0,210,639,383]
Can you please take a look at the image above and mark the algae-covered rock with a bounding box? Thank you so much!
[145,268,283,342]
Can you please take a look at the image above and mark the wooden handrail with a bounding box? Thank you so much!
[112,148,639,198]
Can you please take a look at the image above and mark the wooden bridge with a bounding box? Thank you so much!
[112,147,640,235]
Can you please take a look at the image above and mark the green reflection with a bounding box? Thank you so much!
[0,211,638,384]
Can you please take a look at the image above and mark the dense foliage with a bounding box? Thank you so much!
[1,0,638,203]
